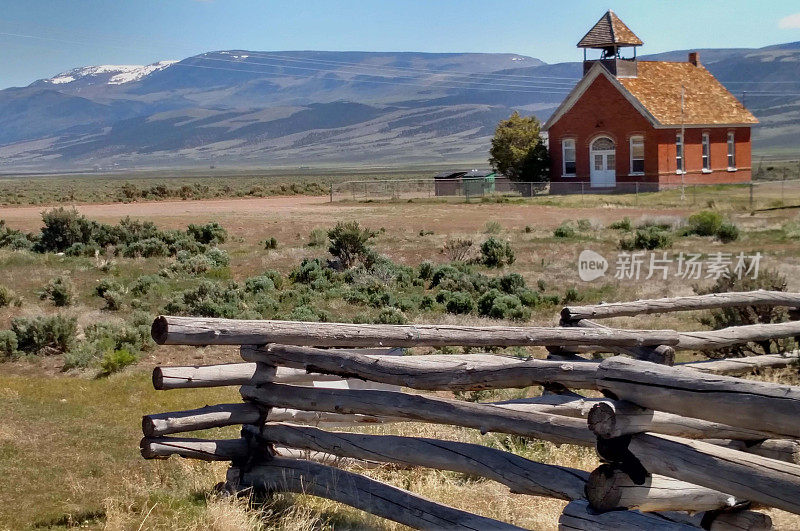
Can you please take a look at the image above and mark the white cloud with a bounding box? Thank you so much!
[778,13,800,29]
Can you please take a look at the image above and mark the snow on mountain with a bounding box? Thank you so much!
[40,61,177,86]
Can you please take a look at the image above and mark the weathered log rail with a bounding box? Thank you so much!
[140,296,800,529]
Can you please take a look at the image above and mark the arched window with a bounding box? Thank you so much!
[591,137,615,151]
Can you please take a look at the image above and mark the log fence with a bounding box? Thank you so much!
[141,291,800,530]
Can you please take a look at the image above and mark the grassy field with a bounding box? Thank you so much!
[1,188,800,529]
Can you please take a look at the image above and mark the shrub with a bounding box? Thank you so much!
[497,272,526,294]
[0,285,20,307]
[95,279,122,298]
[477,289,529,320]
[0,330,18,358]
[609,217,633,231]
[576,219,592,231]
[164,281,244,318]
[244,275,276,294]
[102,290,125,311]
[524,225,533,233]
[11,315,77,355]
[442,291,476,314]
[308,228,328,247]
[261,270,284,290]
[620,227,673,250]
[553,222,575,238]
[0,220,36,250]
[287,305,323,322]
[119,237,169,258]
[187,222,227,245]
[264,237,278,250]
[694,267,793,357]
[39,277,75,307]
[564,286,582,303]
[717,222,740,243]
[328,221,377,268]
[36,208,96,253]
[375,307,407,324]
[480,238,515,268]
[442,239,473,262]
[418,261,434,281]
[98,349,138,376]
[130,275,164,296]
[687,210,724,237]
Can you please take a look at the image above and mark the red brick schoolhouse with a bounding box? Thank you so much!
[543,11,758,191]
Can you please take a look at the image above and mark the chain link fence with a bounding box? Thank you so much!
[331,177,800,210]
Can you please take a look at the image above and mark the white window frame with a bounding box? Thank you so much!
[701,133,711,173]
[629,135,644,176]
[727,132,736,171]
[675,133,683,174]
[562,138,576,177]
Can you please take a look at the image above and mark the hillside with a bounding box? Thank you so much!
[0,45,798,171]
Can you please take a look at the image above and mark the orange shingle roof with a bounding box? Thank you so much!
[618,61,758,125]
[578,10,643,48]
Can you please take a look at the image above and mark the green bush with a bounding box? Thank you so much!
[244,275,276,294]
[687,210,724,236]
[102,290,125,311]
[576,219,592,231]
[11,315,77,355]
[264,237,278,250]
[0,330,18,358]
[95,279,122,298]
[164,281,244,318]
[374,307,407,324]
[98,349,138,376]
[130,275,164,296]
[620,227,673,250]
[480,238,515,268]
[39,277,75,307]
[477,289,529,320]
[609,217,633,231]
[717,222,740,243]
[441,291,476,315]
[119,237,169,258]
[553,222,576,238]
[418,261,434,280]
[0,220,36,250]
[187,222,227,245]
[35,208,97,253]
[497,272,526,294]
[328,221,376,268]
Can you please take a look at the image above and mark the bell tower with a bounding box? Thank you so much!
[578,10,642,77]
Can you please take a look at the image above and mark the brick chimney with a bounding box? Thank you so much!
[688,52,700,66]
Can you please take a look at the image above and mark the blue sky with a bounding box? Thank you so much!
[2,0,800,89]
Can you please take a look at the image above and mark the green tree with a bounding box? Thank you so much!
[489,112,549,182]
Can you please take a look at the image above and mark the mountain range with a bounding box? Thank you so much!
[1,44,799,171]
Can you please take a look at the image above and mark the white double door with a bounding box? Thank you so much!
[589,137,616,188]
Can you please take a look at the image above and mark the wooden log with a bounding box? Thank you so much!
[595,356,800,438]
[153,363,276,390]
[676,321,800,351]
[272,447,390,469]
[267,408,400,425]
[140,436,250,460]
[558,499,698,530]
[585,464,743,513]
[152,315,679,347]
[680,352,800,376]
[586,400,777,441]
[142,403,262,437]
[241,344,601,390]
[611,433,800,515]
[648,511,772,531]
[240,383,595,446]
[562,319,675,365]
[701,438,800,465]
[229,457,525,530]
[256,423,588,501]
[562,291,800,321]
